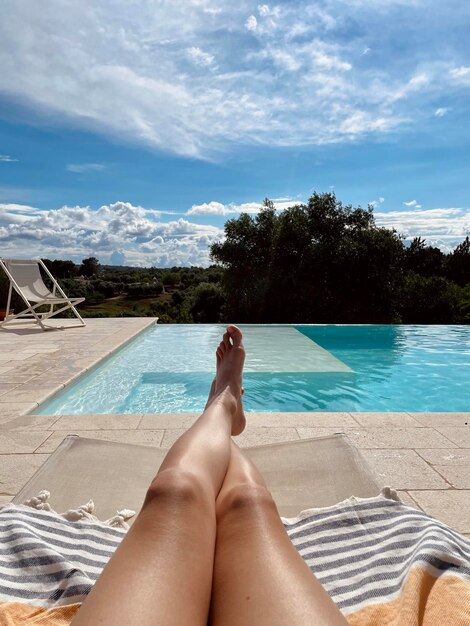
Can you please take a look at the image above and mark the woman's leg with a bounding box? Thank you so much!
[72,326,246,626]
[209,442,348,626]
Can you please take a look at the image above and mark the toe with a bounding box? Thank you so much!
[227,325,243,347]
[222,331,230,349]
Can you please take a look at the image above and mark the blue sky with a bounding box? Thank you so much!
[0,0,469,266]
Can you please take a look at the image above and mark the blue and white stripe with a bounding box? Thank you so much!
[0,496,469,613]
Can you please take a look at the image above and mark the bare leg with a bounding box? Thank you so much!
[209,442,347,626]
[72,326,246,626]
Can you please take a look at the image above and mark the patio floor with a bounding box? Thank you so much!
[0,318,469,536]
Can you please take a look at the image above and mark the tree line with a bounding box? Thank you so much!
[210,193,470,324]
[0,192,468,324]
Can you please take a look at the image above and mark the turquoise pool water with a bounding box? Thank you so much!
[35,324,470,414]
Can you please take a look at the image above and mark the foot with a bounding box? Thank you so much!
[206,325,246,436]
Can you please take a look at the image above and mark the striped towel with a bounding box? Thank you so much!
[1,493,469,624]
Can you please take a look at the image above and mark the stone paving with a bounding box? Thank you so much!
[0,319,469,537]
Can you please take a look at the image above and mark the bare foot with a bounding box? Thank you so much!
[207,325,246,436]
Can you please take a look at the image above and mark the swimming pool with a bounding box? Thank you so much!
[34,324,470,414]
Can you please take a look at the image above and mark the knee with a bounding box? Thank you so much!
[144,468,206,509]
[216,482,277,522]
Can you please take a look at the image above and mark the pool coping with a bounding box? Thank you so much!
[0,317,157,416]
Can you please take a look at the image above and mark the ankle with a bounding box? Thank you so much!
[212,386,239,414]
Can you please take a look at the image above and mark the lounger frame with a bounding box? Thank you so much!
[0,258,86,330]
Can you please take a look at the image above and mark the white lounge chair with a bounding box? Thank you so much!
[0,258,86,330]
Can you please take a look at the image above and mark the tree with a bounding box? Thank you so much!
[405,237,445,277]
[80,257,100,278]
[446,236,470,286]
[210,192,405,323]
[190,283,225,323]
[400,273,461,323]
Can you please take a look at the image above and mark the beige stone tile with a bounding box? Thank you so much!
[139,414,197,429]
[352,413,422,428]
[0,374,37,384]
[296,427,348,441]
[432,427,470,447]
[29,374,78,386]
[417,449,470,465]
[0,431,50,453]
[52,414,141,430]
[0,384,20,395]
[0,414,59,430]
[246,412,357,427]
[360,449,449,489]
[16,381,65,393]
[0,402,38,416]
[414,448,470,490]
[36,429,165,453]
[0,388,58,403]
[0,495,13,507]
[410,413,470,428]
[431,467,470,489]
[396,491,423,510]
[0,453,50,495]
[298,427,458,449]
[409,490,470,534]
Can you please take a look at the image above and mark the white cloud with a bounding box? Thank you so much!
[186,198,296,215]
[369,197,385,207]
[187,46,216,67]
[245,15,258,31]
[312,51,351,71]
[0,201,222,267]
[386,72,430,103]
[376,207,470,251]
[450,66,470,85]
[0,1,466,158]
[434,107,448,117]
[66,163,106,173]
[0,155,18,162]
[403,200,422,208]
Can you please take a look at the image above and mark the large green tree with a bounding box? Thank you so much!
[211,192,405,323]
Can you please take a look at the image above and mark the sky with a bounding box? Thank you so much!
[0,0,469,267]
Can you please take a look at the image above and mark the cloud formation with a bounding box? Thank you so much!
[66,163,106,173]
[375,207,470,250]
[186,198,294,215]
[0,0,468,158]
[403,200,422,208]
[0,155,18,162]
[1,198,468,266]
[0,201,222,267]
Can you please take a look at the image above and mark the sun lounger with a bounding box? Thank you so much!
[7,435,470,624]
[0,258,86,330]
[13,433,379,520]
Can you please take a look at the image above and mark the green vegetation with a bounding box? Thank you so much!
[0,258,225,323]
[1,193,469,324]
[210,193,470,324]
